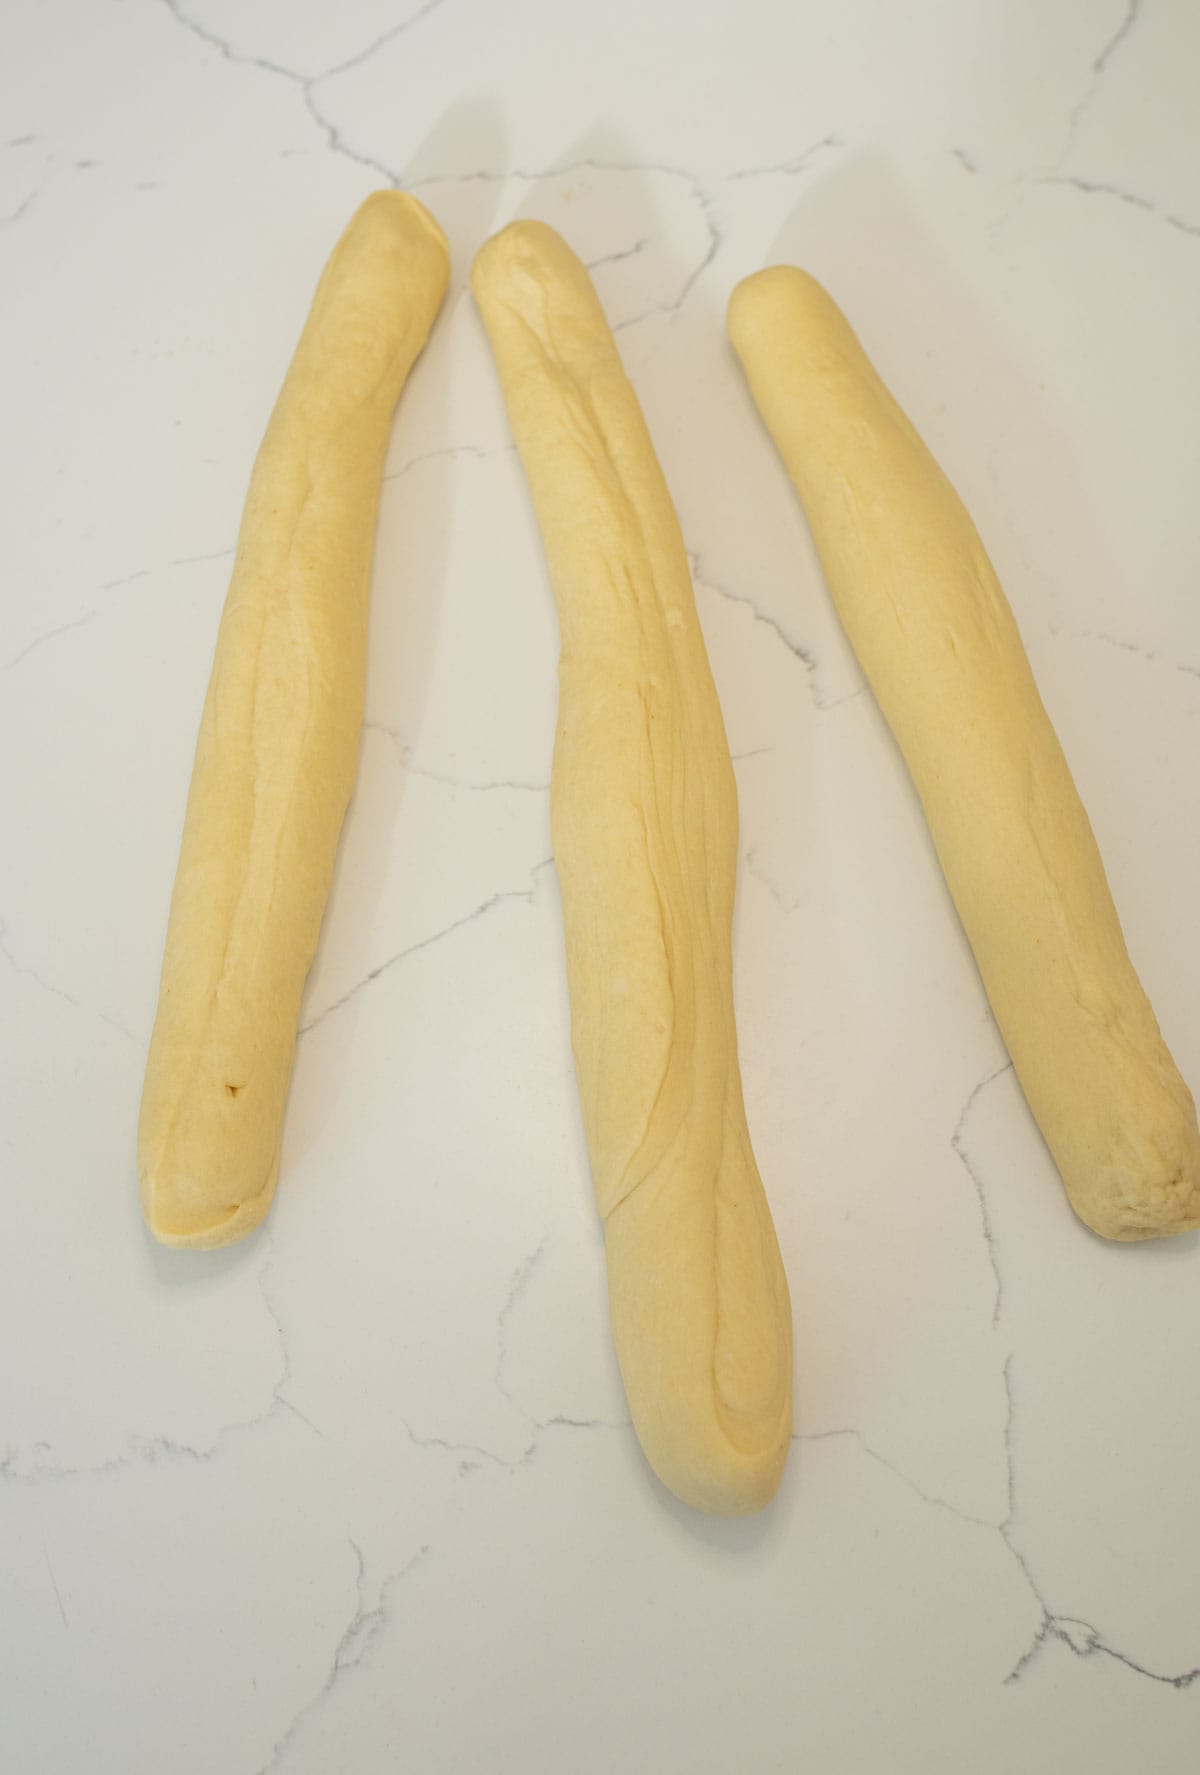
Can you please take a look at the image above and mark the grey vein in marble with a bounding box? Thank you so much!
[722,132,844,183]
[0,1249,310,1481]
[1008,1613,1200,1690]
[0,919,142,1048]
[660,182,721,318]
[4,608,98,671]
[5,544,234,674]
[951,1061,1013,1326]
[382,441,517,483]
[258,1539,433,1774]
[170,544,238,568]
[315,0,448,84]
[1,191,35,227]
[492,1234,551,1415]
[397,1416,521,1473]
[585,235,652,271]
[1080,628,1200,682]
[364,726,550,793]
[743,847,802,915]
[99,566,152,592]
[398,1409,628,1481]
[996,1347,1200,1689]
[399,1386,628,1480]
[1058,0,1142,168]
[39,1537,70,1629]
[797,1354,1200,1693]
[1093,0,1142,77]
[829,1057,1200,1691]
[795,1426,1001,1532]
[362,1239,561,1477]
[299,858,555,1036]
[362,725,550,793]
[407,156,721,327]
[689,550,817,670]
[690,548,869,713]
[462,1237,632,1468]
[160,0,444,188]
[948,1070,1200,1691]
[607,161,721,327]
[1041,173,1200,240]
[992,0,1143,235]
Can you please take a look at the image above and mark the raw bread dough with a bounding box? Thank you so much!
[729,265,1200,1241]
[138,193,449,1250]
[473,222,793,1513]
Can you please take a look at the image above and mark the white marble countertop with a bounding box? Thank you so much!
[4,1,1200,1768]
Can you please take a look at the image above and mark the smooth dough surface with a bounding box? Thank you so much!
[472,222,793,1514]
[729,265,1200,1241]
[138,192,449,1250]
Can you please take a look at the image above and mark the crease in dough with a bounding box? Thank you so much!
[473,221,793,1514]
[138,192,449,1250]
[729,265,1200,1242]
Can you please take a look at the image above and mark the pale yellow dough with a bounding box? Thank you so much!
[472,222,793,1514]
[138,193,449,1250]
[729,266,1200,1241]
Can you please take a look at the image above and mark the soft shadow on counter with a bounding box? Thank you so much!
[640,1446,796,1559]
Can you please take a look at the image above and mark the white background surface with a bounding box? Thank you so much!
[3,1,1200,1769]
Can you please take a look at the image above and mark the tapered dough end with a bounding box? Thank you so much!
[604,1183,793,1517]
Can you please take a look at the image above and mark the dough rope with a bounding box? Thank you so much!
[474,222,792,1513]
[729,265,1200,1241]
[138,193,449,1250]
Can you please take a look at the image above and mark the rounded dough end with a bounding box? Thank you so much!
[471,219,580,300]
[605,1208,792,1518]
[727,264,836,352]
[354,188,450,264]
[626,1378,791,1518]
[1070,1170,1200,1243]
[647,1430,789,1518]
[140,1155,278,1252]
